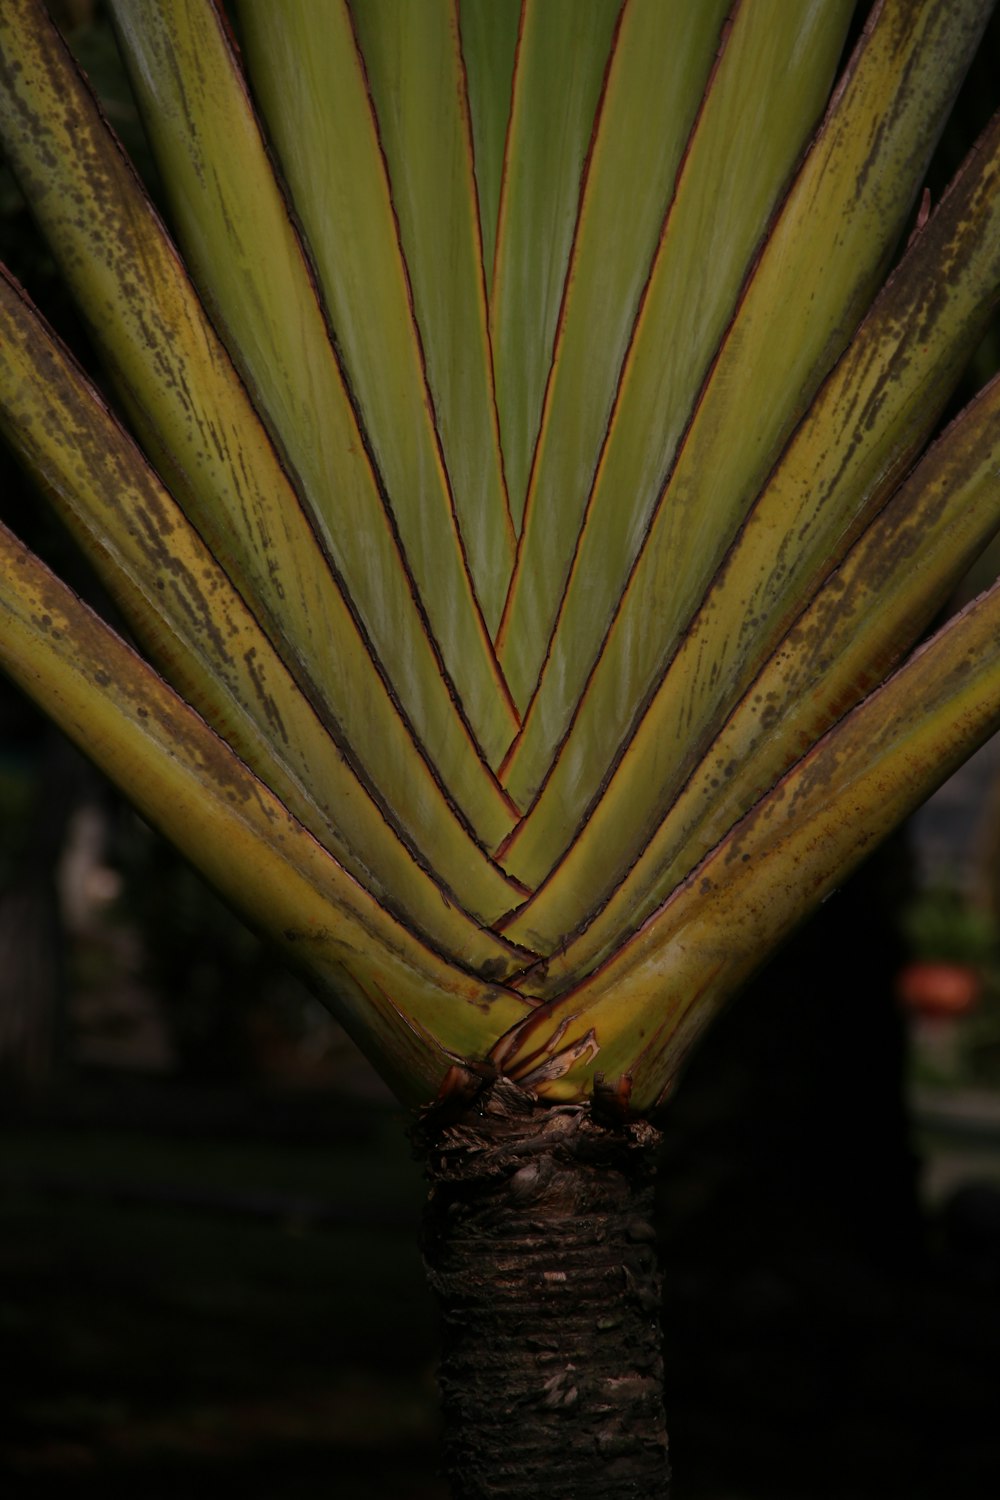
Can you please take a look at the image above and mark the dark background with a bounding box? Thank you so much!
[2,828,999,1500]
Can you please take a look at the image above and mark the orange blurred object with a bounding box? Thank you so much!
[895,961,983,1018]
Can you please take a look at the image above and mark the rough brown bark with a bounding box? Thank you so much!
[417,1074,669,1499]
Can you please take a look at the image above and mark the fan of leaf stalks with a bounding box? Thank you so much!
[2,2,1000,1495]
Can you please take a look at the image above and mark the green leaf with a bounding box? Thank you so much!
[236,0,518,764]
[496,0,849,713]
[0,266,526,972]
[2,0,1000,1115]
[0,0,517,856]
[515,367,1000,989]
[350,0,517,635]
[501,105,1000,949]
[496,576,1000,1108]
[489,0,622,530]
[459,0,520,296]
[499,0,995,875]
[0,529,533,1104]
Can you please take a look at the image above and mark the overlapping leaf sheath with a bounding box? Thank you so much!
[1,0,999,1111]
[495,575,1000,1109]
[0,0,519,858]
[487,0,623,534]
[496,0,852,715]
[518,369,1000,999]
[501,106,1000,958]
[349,0,516,636]
[0,269,525,978]
[0,529,532,1103]
[498,0,992,859]
[234,0,518,761]
[459,0,520,302]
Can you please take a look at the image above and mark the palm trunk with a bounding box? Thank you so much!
[418,1075,669,1499]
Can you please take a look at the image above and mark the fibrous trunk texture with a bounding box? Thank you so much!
[418,1075,669,1499]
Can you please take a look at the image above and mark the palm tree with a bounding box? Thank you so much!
[2,1,1000,1494]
